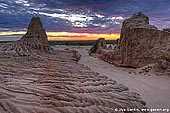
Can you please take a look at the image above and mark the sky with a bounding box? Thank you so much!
[0,0,170,41]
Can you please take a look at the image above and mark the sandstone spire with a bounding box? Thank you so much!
[25,17,49,44]
[1,17,51,56]
[118,12,158,68]
[89,38,107,54]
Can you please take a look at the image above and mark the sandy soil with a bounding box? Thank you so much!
[0,49,147,113]
[67,46,170,111]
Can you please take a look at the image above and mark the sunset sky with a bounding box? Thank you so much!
[0,0,170,41]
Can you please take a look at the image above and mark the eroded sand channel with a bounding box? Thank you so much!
[74,46,170,111]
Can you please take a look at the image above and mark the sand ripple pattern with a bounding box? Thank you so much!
[0,50,147,113]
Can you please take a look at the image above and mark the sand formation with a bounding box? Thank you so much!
[89,38,107,54]
[0,51,148,113]
[101,12,170,74]
[71,50,81,62]
[0,17,52,56]
[0,17,148,113]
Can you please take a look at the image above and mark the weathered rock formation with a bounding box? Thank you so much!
[156,53,170,75]
[89,38,107,54]
[118,12,158,68]
[71,50,81,62]
[101,12,170,71]
[100,48,121,66]
[0,17,51,56]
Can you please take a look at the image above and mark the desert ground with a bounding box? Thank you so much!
[54,45,170,112]
[0,48,149,113]
[1,13,170,113]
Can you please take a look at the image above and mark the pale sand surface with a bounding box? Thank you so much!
[58,45,170,110]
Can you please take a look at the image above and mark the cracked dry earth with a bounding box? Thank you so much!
[0,50,147,113]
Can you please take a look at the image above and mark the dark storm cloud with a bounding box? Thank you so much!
[0,0,170,36]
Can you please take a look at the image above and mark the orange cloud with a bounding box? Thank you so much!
[0,31,26,36]
[0,31,120,40]
[47,32,120,40]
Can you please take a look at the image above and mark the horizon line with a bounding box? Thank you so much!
[0,31,120,41]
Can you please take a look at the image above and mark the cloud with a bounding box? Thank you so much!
[0,0,170,41]
[0,0,125,34]
[47,32,120,40]
[0,31,120,41]
[39,12,94,27]
[15,0,31,6]
[0,3,8,8]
